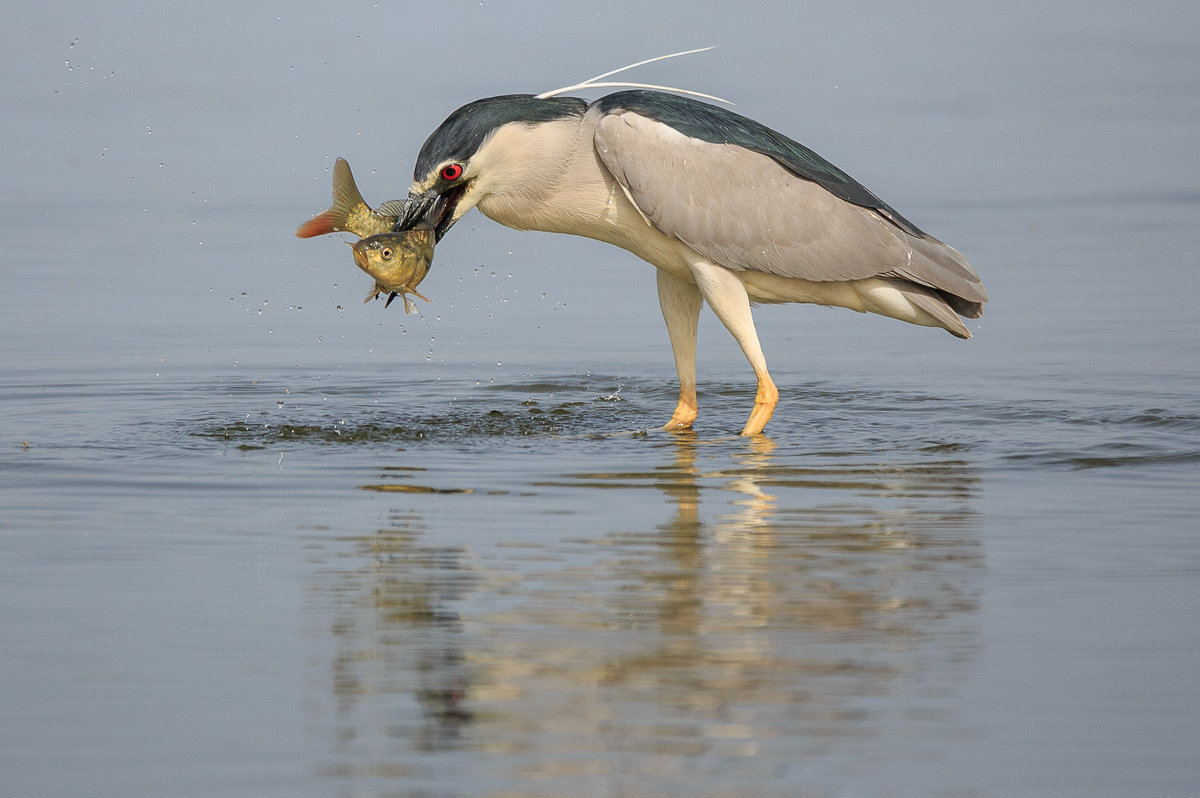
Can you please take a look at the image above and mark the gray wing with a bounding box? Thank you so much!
[593,110,986,306]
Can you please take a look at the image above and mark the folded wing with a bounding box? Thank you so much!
[593,106,986,315]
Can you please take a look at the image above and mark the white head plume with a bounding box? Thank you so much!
[535,47,733,105]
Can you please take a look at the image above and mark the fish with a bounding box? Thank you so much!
[294,157,407,239]
[352,229,435,314]
[296,157,437,312]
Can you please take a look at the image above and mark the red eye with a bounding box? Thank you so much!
[441,164,463,181]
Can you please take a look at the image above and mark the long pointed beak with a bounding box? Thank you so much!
[397,182,470,242]
[396,191,447,233]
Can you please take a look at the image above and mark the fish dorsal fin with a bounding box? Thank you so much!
[377,199,409,217]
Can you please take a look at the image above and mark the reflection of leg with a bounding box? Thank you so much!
[661,435,701,539]
[657,269,702,429]
[687,259,777,436]
[726,435,778,524]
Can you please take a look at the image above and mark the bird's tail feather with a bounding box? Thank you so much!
[864,278,974,339]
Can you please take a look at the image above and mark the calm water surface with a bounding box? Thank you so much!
[3,2,1199,796]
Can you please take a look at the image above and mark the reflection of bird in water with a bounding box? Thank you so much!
[315,442,982,788]
[326,515,478,755]
[593,433,982,670]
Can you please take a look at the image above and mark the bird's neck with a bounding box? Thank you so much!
[472,118,621,237]
[469,114,694,277]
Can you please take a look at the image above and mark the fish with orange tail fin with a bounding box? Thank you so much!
[297,158,437,311]
[352,228,435,314]
[295,158,409,239]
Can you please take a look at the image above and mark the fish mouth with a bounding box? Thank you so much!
[397,184,469,242]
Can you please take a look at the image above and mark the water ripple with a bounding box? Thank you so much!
[177,373,1200,478]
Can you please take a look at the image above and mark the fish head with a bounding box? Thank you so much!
[351,229,435,292]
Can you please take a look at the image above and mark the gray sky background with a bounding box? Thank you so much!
[6,0,1197,212]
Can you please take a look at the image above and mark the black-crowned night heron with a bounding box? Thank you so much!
[396,70,986,436]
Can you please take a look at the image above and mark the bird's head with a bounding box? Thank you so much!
[396,94,586,240]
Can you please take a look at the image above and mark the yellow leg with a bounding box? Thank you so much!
[740,369,778,436]
[685,258,778,437]
[656,269,702,432]
[663,382,698,430]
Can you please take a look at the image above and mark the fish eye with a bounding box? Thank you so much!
[381,247,393,259]
[441,163,464,182]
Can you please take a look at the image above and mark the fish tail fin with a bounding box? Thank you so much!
[294,208,343,239]
[294,158,365,238]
